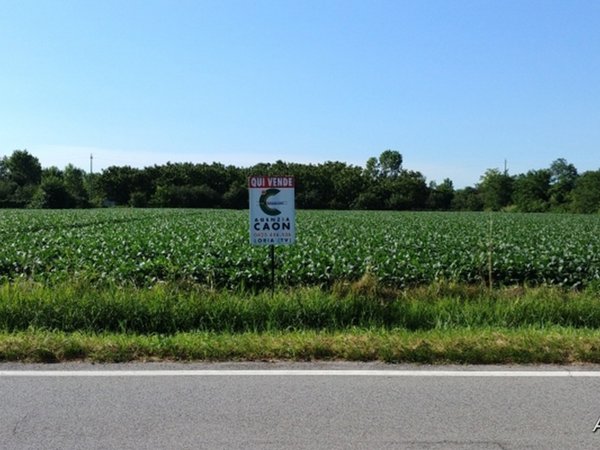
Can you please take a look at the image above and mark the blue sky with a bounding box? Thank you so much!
[1,0,598,187]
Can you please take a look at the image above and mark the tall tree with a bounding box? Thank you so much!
[0,158,16,207]
[97,166,140,205]
[364,150,403,179]
[2,150,42,186]
[1,150,42,206]
[329,163,364,209]
[29,167,72,209]
[570,170,600,213]
[63,164,90,208]
[549,158,578,209]
[512,169,551,212]
[379,150,403,178]
[452,187,483,211]
[384,170,428,210]
[427,178,455,210]
[478,168,514,211]
[364,157,380,180]
[0,158,8,179]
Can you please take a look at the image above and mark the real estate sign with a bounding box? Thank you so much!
[248,176,295,245]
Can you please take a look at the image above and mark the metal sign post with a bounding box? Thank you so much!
[270,244,275,296]
[248,176,295,293]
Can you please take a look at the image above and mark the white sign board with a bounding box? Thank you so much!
[248,176,295,245]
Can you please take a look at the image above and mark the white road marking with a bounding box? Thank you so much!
[0,370,599,377]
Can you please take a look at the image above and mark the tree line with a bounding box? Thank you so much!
[1,149,599,213]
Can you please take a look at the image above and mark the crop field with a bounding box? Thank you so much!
[2,209,600,363]
[1,209,599,289]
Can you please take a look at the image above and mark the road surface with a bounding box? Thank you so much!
[1,362,599,449]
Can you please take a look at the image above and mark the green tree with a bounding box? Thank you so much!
[151,184,219,208]
[384,170,428,210]
[364,150,403,180]
[0,158,17,207]
[379,149,403,178]
[30,168,75,209]
[0,158,8,179]
[478,168,514,211]
[364,157,379,180]
[512,169,551,212]
[549,158,578,210]
[452,187,483,211]
[129,191,149,208]
[222,181,247,209]
[84,173,103,207]
[63,164,90,208]
[354,191,382,210]
[98,166,140,205]
[571,170,600,213]
[1,150,42,206]
[330,163,364,209]
[0,179,17,207]
[290,163,332,209]
[2,149,42,186]
[427,178,455,210]
[30,176,72,208]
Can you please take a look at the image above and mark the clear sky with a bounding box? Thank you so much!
[1,0,598,187]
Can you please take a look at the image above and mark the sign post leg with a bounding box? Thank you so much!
[270,244,275,296]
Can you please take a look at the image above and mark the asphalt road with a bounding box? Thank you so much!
[1,362,600,449]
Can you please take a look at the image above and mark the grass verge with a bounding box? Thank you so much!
[2,327,600,364]
[1,281,599,364]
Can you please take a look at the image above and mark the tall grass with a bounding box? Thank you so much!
[1,280,599,333]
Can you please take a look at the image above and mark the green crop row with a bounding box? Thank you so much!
[0,209,599,289]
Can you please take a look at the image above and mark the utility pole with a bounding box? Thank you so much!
[504,159,508,175]
[90,153,94,175]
